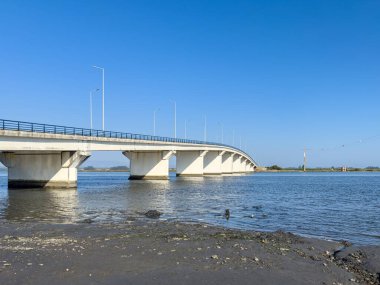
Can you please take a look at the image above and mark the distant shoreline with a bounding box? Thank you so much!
[77,168,380,173]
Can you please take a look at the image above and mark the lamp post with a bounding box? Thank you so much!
[218,122,224,143]
[204,116,207,142]
[92,65,105,130]
[169,100,176,138]
[153,108,160,136]
[184,120,187,139]
[90,88,99,129]
[221,124,224,144]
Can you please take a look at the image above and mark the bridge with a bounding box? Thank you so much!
[0,119,257,188]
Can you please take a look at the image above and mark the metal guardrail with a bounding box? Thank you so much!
[0,119,256,164]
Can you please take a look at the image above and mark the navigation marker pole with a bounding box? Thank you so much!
[303,148,307,172]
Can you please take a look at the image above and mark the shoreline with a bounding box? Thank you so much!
[0,220,378,284]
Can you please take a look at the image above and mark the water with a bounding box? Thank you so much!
[0,171,379,245]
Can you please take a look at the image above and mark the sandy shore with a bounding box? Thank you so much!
[0,220,378,285]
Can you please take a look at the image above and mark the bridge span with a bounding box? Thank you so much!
[0,119,257,188]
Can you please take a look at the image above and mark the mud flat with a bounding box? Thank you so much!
[0,220,379,285]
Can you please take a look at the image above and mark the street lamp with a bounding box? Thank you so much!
[92,65,105,130]
[184,120,187,139]
[90,88,99,129]
[218,122,224,143]
[204,116,207,142]
[153,108,160,136]
[170,100,176,138]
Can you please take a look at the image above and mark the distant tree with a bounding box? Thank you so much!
[267,165,282,170]
[83,166,95,170]
[110,166,129,170]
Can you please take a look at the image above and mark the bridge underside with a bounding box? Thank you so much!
[0,150,255,188]
[0,151,90,188]
[0,128,257,189]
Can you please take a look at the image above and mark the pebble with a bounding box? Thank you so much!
[211,255,218,260]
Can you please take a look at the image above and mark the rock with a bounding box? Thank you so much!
[211,255,219,260]
[144,210,162,219]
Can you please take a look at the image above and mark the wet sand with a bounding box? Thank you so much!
[0,220,379,285]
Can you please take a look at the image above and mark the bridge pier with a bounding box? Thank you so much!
[176,150,207,177]
[232,155,242,174]
[0,151,90,188]
[203,151,224,175]
[221,152,234,175]
[123,151,174,180]
[241,158,248,173]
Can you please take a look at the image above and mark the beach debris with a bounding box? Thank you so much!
[211,255,219,260]
[254,257,259,262]
[224,209,230,220]
[144,210,162,219]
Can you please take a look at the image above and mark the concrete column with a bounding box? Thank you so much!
[232,155,242,173]
[203,151,224,175]
[0,151,90,188]
[176,150,207,177]
[221,152,234,175]
[123,151,174,180]
[241,159,248,173]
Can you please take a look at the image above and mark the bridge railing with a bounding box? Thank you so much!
[0,119,255,163]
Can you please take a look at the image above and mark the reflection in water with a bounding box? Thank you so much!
[0,172,379,245]
[3,189,79,222]
[123,180,172,215]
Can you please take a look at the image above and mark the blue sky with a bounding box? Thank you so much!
[0,0,379,167]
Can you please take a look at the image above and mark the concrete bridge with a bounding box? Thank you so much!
[0,119,257,188]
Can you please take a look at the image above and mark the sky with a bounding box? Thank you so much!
[0,0,379,168]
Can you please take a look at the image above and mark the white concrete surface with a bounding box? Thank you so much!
[0,151,90,188]
[204,151,224,175]
[221,152,234,174]
[232,155,242,174]
[0,129,257,187]
[123,151,174,180]
[176,150,207,177]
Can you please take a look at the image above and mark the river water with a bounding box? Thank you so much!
[0,171,378,245]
